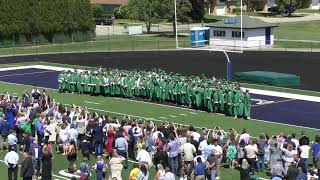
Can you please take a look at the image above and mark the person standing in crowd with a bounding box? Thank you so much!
[168,127,180,175]
[299,138,310,171]
[312,135,320,169]
[79,157,91,180]
[129,163,140,180]
[7,130,18,151]
[105,126,115,158]
[269,139,282,167]
[94,155,108,180]
[0,116,10,151]
[137,164,149,180]
[256,133,267,172]
[212,138,222,179]
[164,166,175,180]
[237,139,246,166]
[239,128,250,145]
[92,120,104,156]
[270,158,286,179]
[245,140,258,169]
[155,164,166,180]
[115,131,128,169]
[194,157,206,180]
[207,149,218,180]
[240,159,251,180]
[136,144,152,168]
[20,152,34,180]
[281,143,297,172]
[4,146,19,180]
[109,150,125,180]
[67,139,77,173]
[226,141,236,169]
[59,123,69,155]
[41,145,53,180]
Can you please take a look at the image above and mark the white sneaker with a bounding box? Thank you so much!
[216,176,220,179]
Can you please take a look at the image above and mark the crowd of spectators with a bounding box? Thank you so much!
[0,88,319,180]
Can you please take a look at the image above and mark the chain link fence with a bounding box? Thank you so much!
[0,25,320,57]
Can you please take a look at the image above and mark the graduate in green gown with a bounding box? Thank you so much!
[225,90,233,116]
[58,71,66,92]
[243,90,251,119]
[195,85,204,110]
[218,88,225,113]
[232,88,241,118]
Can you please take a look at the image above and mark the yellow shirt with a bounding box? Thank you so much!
[129,167,140,180]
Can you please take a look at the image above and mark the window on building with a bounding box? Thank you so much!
[232,31,245,38]
[213,30,226,37]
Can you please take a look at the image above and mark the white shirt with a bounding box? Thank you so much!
[181,142,196,161]
[291,138,300,149]
[59,128,69,142]
[192,132,201,142]
[7,134,18,146]
[281,148,297,163]
[299,145,311,159]
[245,144,258,159]
[152,131,164,141]
[68,128,78,141]
[4,151,19,167]
[136,149,152,165]
[198,140,207,153]
[212,145,223,156]
[164,172,176,180]
[239,133,250,144]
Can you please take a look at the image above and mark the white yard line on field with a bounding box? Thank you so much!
[252,99,297,107]
[169,115,176,118]
[84,101,101,105]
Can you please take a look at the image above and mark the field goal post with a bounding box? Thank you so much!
[174,0,244,81]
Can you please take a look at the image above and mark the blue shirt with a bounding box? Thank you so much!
[312,143,320,158]
[0,120,10,136]
[168,138,180,158]
[296,172,308,180]
[115,137,128,151]
[37,122,44,134]
[195,162,206,176]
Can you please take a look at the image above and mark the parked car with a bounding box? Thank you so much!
[95,18,113,26]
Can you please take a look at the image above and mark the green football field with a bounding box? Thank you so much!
[0,61,319,179]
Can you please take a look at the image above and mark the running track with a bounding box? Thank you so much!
[1,68,320,129]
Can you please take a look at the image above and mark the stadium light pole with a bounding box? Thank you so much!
[174,0,178,48]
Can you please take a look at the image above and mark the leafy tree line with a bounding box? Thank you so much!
[0,0,95,44]
[113,0,204,34]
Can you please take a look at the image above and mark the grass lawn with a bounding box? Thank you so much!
[0,35,190,56]
[0,62,319,179]
[274,20,320,41]
[295,9,320,14]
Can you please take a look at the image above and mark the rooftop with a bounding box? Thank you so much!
[206,16,278,29]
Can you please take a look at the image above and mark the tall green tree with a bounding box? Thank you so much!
[0,0,94,43]
[190,0,205,22]
[127,0,162,33]
[161,0,192,35]
[91,4,104,18]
